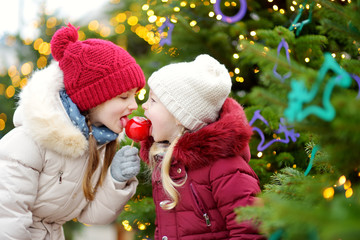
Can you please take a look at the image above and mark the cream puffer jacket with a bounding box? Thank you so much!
[0,62,138,239]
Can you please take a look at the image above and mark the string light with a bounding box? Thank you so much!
[338,175,346,185]
[233,53,239,59]
[236,77,244,82]
[88,20,99,31]
[305,57,310,62]
[257,152,263,158]
[323,187,334,199]
[142,4,149,10]
[345,188,353,198]
[122,220,132,231]
[190,20,197,27]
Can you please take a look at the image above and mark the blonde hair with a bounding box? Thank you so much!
[83,115,117,201]
[149,128,187,210]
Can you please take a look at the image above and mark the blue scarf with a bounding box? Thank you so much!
[60,90,118,145]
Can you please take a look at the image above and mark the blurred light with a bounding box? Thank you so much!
[331,53,336,58]
[138,89,146,101]
[11,75,20,87]
[0,113,6,122]
[122,220,133,231]
[20,78,28,88]
[100,26,111,37]
[21,62,33,76]
[279,9,285,14]
[0,119,5,131]
[293,164,297,168]
[209,11,215,17]
[138,223,146,230]
[345,188,353,198]
[88,20,99,31]
[290,6,296,11]
[323,187,334,199]
[37,56,48,69]
[23,38,33,45]
[0,84,4,95]
[162,0,168,2]
[190,20,197,27]
[78,31,86,41]
[5,86,15,99]
[190,3,196,8]
[344,180,351,190]
[250,31,256,36]
[239,35,245,40]
[338,175,346,185]
[39,42,50,55]
[266,163,271,169]
[233,53,239,59]
[236,77,244,82]
[147,10,155,16]
[128,16,139,26]
[46,17,57,28]
[292,1,298,5]
[317,3,322,8]
[33,38,43,50]
[180,1,187,7]
[257,152,263,158]
[148,15,157,23]
[116,13,127,22]
[115,24,126,34]
[305,57,310,62]
[210,0,216,3]
[234,68,240,74]
[142,4,149,11]
[8,66,17,78]
[216,14,222,20]
[273,5,279,11]
[174,7,180,12]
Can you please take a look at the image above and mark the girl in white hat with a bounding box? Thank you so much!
[140,54,265,240]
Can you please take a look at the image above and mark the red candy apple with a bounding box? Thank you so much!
[125,117,152,142]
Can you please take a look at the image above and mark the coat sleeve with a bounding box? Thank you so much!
[210,156,266,240]
[0,128,43,240]
[77,169,138,225]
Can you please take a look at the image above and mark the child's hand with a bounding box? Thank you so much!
[110,146,140,182]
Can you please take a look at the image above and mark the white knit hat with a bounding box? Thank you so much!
[148,54,232,131]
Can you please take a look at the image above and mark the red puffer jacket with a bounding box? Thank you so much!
[140,98,266,240]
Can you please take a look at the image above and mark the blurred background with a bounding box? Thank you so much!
[0,0,359,239]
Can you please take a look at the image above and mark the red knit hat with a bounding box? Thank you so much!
[50,23,145,111]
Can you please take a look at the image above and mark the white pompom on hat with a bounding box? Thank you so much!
[148,54,232,131]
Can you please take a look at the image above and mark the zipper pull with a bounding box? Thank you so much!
[203,213,211,226]
[59,171,63,184]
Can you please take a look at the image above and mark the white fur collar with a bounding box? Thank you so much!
[16,61,88,158]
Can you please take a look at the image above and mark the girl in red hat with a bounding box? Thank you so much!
[0,24,145,239]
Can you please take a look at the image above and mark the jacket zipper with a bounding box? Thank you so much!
[190,183,211,227]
